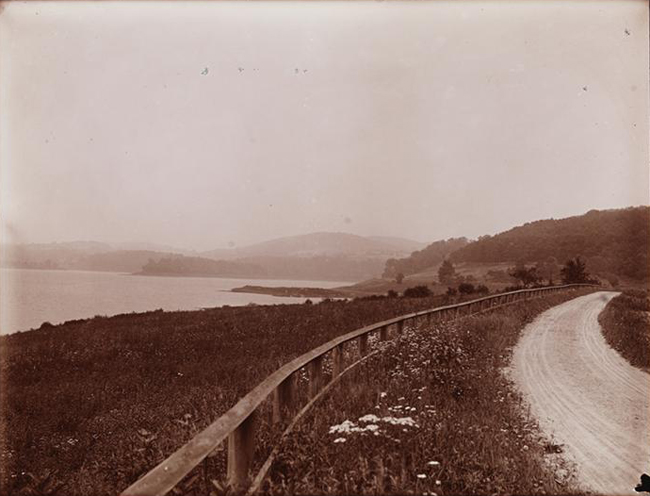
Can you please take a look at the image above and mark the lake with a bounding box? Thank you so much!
[0,268,349,335]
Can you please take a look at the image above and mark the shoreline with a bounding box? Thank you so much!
[230,285,350,298]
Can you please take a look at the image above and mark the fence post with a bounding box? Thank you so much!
[227,411,257,490]
[332,344,344,378]
[272,374,295,424]
[397,320,404,333]
[359,333,368,357]
[309,356,323,398]
[379,326,389,341]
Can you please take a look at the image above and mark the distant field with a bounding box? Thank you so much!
[338,261,518,296]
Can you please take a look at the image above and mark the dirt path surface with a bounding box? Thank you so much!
[511,291,650,495]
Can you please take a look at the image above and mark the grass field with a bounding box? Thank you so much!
[598,289,650,371]
[263,292,590,495]
[1,293,462,496]
[0,288,593,495]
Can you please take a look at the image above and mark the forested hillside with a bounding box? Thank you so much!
[139,256,263,278]
[382,237,468,278]
[450,207,649,281]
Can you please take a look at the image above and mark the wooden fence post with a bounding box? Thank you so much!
[272,374,295,424]
[379,326,389,341]
[227,411,257,490]
[359,333,368,357]
[309,356,323,399]
[397,320,404,334]
[332,344,344,378]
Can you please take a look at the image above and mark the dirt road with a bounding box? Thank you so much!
[511,291,650,495]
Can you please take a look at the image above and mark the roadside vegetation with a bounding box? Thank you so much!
[264,291,591,495]
[1,293,465,496]
[598,289,650,371]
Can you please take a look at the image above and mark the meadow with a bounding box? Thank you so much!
[1,293,459,496]
[0,287,594,495]
[263,292,590,495]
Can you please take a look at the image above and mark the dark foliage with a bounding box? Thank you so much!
[509,264,542,288]
[450,207,650,281]
[403,285,433,298]
[457,282,475,294]
[438,259,456,285]
[560,257,589,284]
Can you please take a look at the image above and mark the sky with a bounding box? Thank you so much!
[1,0,648,251]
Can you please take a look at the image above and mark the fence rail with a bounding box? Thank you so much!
[120,283,596,496]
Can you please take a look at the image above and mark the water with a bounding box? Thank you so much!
[0,268,349,335]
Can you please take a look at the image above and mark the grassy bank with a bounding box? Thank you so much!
[263,292,590,495]
[1,293,465,496]
[598,289,650,371]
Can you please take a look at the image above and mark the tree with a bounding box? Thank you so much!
[395,272,404,284]
[508,264,541,288]
[538,256,559,285]
[438,259,456,284]
[561,257,589,283]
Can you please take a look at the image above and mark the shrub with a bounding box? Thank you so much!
[403,285,432,298]
[458,283,475,294]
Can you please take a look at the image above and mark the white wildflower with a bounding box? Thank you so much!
[417,474,427,479]
[333,437,346,443]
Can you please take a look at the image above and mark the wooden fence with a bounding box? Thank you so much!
[121,283,595,496]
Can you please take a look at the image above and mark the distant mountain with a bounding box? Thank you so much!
[201,232,421,260]
[449,206,649,281]
[1,244,181,273]
[366,236,427,253]
[194,233,424,281]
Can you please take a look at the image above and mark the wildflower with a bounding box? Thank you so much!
[435,480,441,485]
[380,392,387,398]
[333,437,346,443]
[359,414,381,423]
[427,461,440,467]
[417,474,427,479]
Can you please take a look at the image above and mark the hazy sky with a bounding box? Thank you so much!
[1,0,648,251]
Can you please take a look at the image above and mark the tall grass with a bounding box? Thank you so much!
[1,294,456,496]
[598,289,650,371]
[263,293,589,495]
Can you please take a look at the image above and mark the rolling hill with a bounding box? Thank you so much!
[380,206,649,286]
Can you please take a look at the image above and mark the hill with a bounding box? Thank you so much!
[382,237,469,278]
[1,244,183,273]
[200,232,423,260]
[449,206,649,281]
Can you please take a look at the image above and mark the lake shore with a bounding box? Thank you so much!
[231,284,350,298]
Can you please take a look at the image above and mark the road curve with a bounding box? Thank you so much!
[511,291,650,495]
